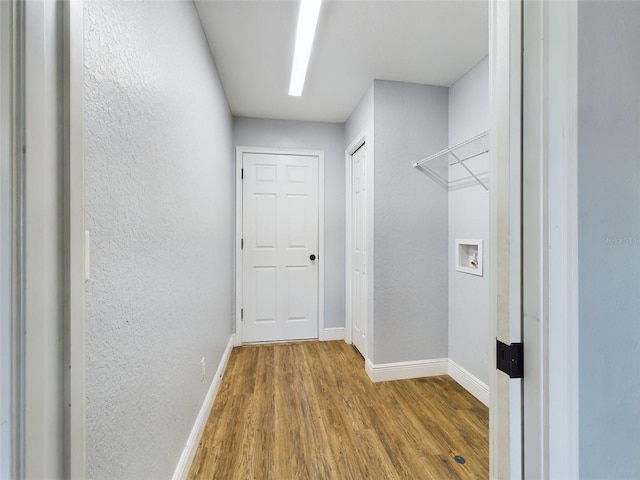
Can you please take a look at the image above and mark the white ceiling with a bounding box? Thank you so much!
[195,0,488,123]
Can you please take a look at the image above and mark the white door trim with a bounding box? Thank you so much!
[64,0,87,477]
[20,0,86,476]
[522,1,549,476]
[492,1,580,477]
[518,2,580,478]
[344,132,365,347]
[0,1,15,476]
[344,131,372,363]
[542,1,580,477]
[489,0,523,478]
[235,146,325,346]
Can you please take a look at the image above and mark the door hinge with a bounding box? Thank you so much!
[241,238,243,250]
[241,168,244,179]
[241,308,243,321]
[496,339,523,378]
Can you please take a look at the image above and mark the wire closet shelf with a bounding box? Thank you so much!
[412,130,489,191]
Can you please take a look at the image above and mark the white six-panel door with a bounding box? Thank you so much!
[351,144,367,356]
[241,152,319,343]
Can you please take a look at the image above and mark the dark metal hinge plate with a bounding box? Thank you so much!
[496,339,523,378]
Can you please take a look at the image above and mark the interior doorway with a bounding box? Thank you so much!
[235,147,325,344]
[346,140,367,358]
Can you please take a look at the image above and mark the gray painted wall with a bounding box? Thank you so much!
[373,80,449,364]
[345,85,374,150]
[447,58,490,385]
[84,1,233,478]
[578,2,640,478]
[233,117,345,329]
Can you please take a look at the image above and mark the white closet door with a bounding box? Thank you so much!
[242,152,319,343]
[351,144,367,356]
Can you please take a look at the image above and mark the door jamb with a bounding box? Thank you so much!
[522,1,549,476]
[234,146,325,346]
[514,2,580,478]
[491,1,580,477]
[16,0,86,476]
[0,1,15,476]
[489,0,524,477]
[541,1,579,477]
[64,1,87,477]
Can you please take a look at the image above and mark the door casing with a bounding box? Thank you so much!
[522,1,580,478]
[491,1,581,478]
[489,0,523,477]
[234,146,325,346]
[7,0,87,477]
[0,1,14,476]
[344,133,369,360]
[544,1,580,476]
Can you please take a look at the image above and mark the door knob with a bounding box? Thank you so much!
[310,254,316,261]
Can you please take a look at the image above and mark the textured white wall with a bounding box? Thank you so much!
[578,2,640,477]
[447,58,490,385]
[84,1,233,478]
[373,80,449,364]
[233,117,345,329]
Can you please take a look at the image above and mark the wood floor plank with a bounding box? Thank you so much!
[188,341,488,479]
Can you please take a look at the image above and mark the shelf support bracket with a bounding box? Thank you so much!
[450,151,489,191]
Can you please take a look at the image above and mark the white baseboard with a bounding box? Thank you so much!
[365,357,448,383]
[322,327,345,341]
[448,359,490,407]
[363,356,490,406]
[172,334,235,480]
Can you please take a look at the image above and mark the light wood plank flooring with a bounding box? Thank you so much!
[188,341,488,479]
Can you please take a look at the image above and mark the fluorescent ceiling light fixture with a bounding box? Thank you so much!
[288,0,322,96]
